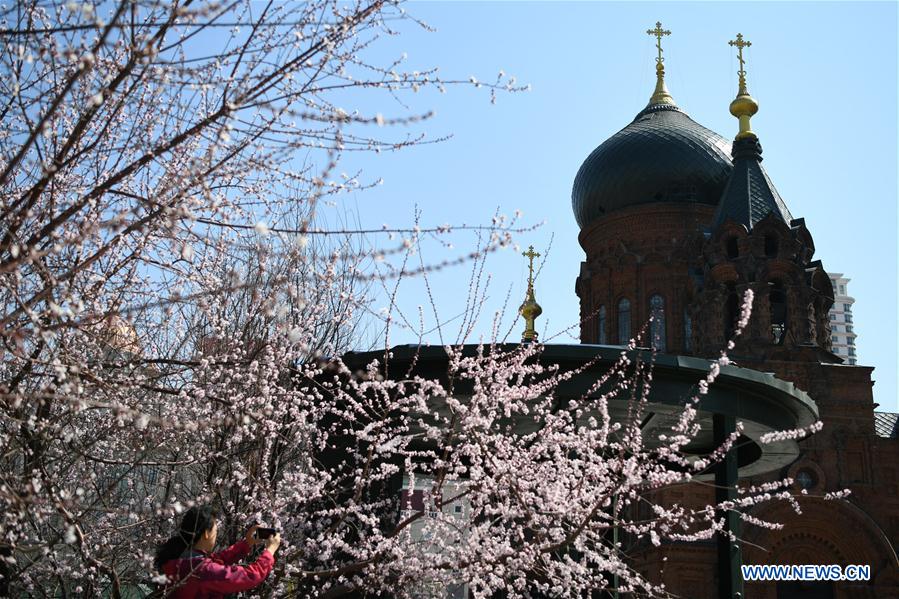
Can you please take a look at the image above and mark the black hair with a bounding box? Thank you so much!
[154,505,217,571]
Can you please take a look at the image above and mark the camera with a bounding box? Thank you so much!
[254,527,278,540]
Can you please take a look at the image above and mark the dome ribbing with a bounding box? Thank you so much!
[572,103,733,229]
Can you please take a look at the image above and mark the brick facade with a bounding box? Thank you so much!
[576,202,713,352]
[576,202,899,598]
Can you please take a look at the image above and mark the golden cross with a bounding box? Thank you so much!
[522,245,540,287]
[647,21,671,64]
[728,33,752,80]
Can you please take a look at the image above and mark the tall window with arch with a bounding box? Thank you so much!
[649,294,666,351]
[764,233,779,258]
[617,298,631,344]
[770,281,788,344]
[725,236,739,259]
[597,305,607,344]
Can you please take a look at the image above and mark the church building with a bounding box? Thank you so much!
[570,24,899,599]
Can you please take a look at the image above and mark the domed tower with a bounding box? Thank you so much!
[574,23,732,352]
[569,28,898,599]
[693,34,836,364]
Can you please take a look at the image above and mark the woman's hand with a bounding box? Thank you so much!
[245,525,261,546]
[264,533,281,555]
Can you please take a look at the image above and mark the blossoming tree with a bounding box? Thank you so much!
[0,1,825,597]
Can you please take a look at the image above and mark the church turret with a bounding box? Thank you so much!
[574,23,732,352]
[694,34,836,361]
[571,22,732,229]
[710,33,792,232]
[728,33,759,141]
[519,245,543,343]
[565,26,894,599]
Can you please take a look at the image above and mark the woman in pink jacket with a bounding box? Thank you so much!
[154,505,281,598]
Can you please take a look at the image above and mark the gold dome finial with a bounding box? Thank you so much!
[728,33,759,140]
[646,21,675,106]
[519,245,543,343]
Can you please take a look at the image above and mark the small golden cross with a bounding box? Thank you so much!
[519,245,543,342]
[728,33,752,79]
[647,21,671,64]
[522,245,540,287]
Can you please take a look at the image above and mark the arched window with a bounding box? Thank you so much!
[725,237,739,259]
[597,305,607,344]
[617,298,631,344]
[683,309,693,352]
[764,234,779,258]
[770,281,787,344]
[649,294,666,351]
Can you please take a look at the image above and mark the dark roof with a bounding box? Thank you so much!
[571,103,733,229]
[342,343,819,479]
[711,136,793,231]
[874,412,899,439]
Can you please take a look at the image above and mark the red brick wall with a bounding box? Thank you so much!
[576,202,713,352]
[576,203,899,598]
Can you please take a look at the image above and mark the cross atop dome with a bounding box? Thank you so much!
[728,33,752,93]
[647,21,671,64]
[728,32,759,141]
[646,21,675,106]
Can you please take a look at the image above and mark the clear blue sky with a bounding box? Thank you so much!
[334,2,898,411]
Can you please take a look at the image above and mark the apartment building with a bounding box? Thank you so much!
[828,272,858,365]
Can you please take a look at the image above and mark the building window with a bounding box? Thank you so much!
[833,325,841,332]
[843,303,852,312]
[846,325,853,333]
[839,285,846,295]
[684,310,693,352]
[833,336,840,344]
[764,234,778,257]
[649,294,666,351]
[830,313,836,321]
[725,237,739,259]
[849,359,857,365]
[848,337,855,346]
[597,305,607,344]
[618,298,631,344]
[795,468,818,490]
[769,282,787,344]
[848,348,856,357]
[845,313,853,323]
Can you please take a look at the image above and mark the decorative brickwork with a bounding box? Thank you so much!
[575,202,714,352]
[576,197,899,599]
[695,214,834,360]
